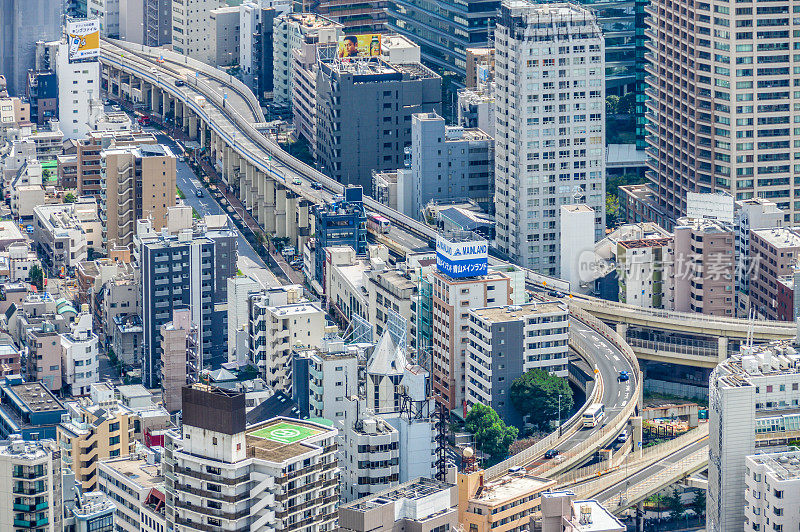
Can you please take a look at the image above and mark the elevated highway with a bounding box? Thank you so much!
[99,38,439,258]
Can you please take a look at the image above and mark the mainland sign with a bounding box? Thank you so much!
[436,236,489,279]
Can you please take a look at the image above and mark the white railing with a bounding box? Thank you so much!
[599,448,708,513]
[523,305,643,478]
[567,424,709,500]
[486,306,642,480]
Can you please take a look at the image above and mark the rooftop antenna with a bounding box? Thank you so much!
[747,307,755,350]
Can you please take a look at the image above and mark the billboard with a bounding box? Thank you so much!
[67,19,100,62]
[436,235,488,279]
[337,34,382,60]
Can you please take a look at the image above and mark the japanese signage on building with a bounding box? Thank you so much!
[436,235,489,278]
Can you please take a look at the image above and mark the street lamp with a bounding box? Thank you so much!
[557,393,563,436]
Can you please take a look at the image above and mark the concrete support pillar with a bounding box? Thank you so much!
[200,124,207,149]
[275,186,287,238]
[599,448,612,464]
[631,416,643,460]
[262,178,276,234]
[636,502,644,532]
[688,409,699,428]
[616,323,628,339]
[150,85,161,115]
[188,115,198,140]
[718,336,728,362]
[285,194,299,246]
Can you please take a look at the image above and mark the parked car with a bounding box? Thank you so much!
[544,449,559,459]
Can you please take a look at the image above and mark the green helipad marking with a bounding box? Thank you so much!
[249,422,321,444]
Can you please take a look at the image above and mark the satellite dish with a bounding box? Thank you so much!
[463,447,474,459]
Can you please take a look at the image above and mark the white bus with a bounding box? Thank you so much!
[582,403,605,428]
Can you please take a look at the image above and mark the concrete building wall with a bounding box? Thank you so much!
[209,6,240,67]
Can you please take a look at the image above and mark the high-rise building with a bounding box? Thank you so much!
[399,112,494,219]
[164,385,340,532]
[315,53,442,190]
[248,299,325,390]
[171,0,225,63]
[77,130,158,197]
[428,234,521,414]
[138,212,237,387]
[386,0,499,77]
[239,3,276,100]
[312,187,368,285]
[744,450,800,532]
[645,0,800,222]
[88,0,121,37]
[273,13,342,108]
[119,0,173,46]
[101,144,177,249]
[0,0,61,97]
[33,39,102,141]
[672,217,735,316]
[159,308,199,413]
[708,341,800,531]
[311,0,386,33]
[493,1,606,275]
[0,436,63,532]
[748,228,800,321]
[466,302,570,426]
[735,198,785,316]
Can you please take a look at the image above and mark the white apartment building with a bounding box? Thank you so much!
[227,275,261,364]
[494,0,605,275]
[98,452,165,532]
[744,451,800,532]
[88,0,120,37]
[338,401,400,502]
[273,13,342,107]
[0,436,63,532]
[306,339,364,421]
[709,341,800,531]
[52,41,101,140]
[171,0,224,63]
[229,282,303,365]
[166,386,339,532]
[466,302,570,425]
[645,0,800,222]
[60,312,100,396]
[615,235,674,309]
[248,299,326,391]
[33,198,103,272]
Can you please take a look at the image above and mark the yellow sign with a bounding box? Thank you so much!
[337,34,382,60]
[67,19,100,62]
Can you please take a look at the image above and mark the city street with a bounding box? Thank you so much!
[152,132,280,287]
